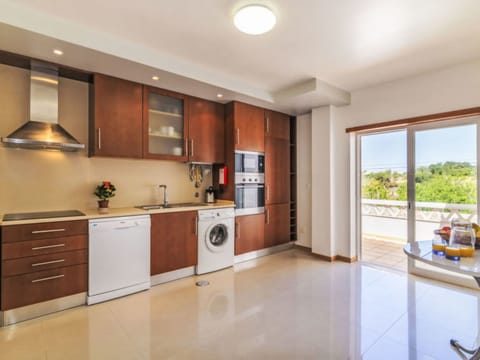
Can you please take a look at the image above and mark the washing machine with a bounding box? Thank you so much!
[196,207,235,274]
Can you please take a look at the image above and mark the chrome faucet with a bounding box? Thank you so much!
[159,184,168,207]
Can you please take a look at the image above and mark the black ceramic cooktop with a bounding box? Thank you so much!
[2,210,86,221]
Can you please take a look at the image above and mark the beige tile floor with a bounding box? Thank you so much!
[1,249,479,359]
[361,237,408,272]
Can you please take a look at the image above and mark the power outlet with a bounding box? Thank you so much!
[194,192,199,198]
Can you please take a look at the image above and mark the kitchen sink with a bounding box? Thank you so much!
[135,202,208,210]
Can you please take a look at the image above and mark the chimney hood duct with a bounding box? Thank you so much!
[1,61,85,152]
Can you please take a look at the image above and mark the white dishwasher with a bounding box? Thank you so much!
[88,215,151,305]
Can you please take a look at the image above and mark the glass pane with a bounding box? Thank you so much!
[147,93,184,156]
[360,130,408,271]
[414,124,477,242]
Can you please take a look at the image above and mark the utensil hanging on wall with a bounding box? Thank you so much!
[189,164,204,188]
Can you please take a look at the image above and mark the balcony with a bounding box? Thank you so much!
[361,199,477,271]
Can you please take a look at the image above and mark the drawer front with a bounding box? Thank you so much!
[1,264,87,310]
[2,220,87,243]
[2,235,87,260]
[2,250,87,277]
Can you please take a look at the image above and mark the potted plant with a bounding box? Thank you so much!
[94,181,116,213]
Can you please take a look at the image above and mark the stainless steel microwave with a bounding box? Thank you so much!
[235,151,264,175]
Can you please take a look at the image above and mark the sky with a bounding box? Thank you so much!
[361,124,477,172]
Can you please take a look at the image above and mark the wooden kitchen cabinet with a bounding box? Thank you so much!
[150,211,198,275]
[1,220,88,310]
[89,74,143,158]
[143,86,189,161]
[188,96,225,163]
[264,110,290,140]
[265,136,290,205]
[230,102,265,152]
[264,203,291,248]
[234,214,265,255]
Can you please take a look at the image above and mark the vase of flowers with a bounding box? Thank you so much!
[94,181,116,213]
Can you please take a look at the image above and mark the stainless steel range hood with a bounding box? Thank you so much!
[1,61,85,152]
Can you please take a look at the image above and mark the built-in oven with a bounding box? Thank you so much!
[234,151,265,216]
[235,151,264,175]
[235,182,265,216]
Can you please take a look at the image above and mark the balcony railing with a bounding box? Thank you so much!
[361,199,478,242]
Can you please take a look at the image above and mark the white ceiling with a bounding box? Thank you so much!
[0,0,479,114]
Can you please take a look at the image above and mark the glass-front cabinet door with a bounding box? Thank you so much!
[143,86,188,161]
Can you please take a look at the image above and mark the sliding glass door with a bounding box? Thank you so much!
[358,117,480,278]
[408,119,479,281]
[412,122,477,242]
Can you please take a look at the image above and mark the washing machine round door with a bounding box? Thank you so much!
[205,223,229,253]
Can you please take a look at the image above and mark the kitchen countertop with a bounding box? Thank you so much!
[0,200,235,226]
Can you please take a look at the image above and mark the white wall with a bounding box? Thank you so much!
[300,58,480,258]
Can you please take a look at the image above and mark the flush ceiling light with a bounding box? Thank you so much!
[217,93,223,98]
[53,49,63,55]
[234,5,276,35]
[152,76,160,81]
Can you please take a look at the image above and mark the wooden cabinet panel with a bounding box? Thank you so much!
[265,110,290,140]
[143,86,189,161]
[233,102,264,152]
[151,211,198,275]
[2,264,87,310]
[2,220,87,243]
[265,137,290,205]
[188,97,225,163]
[264,204,290,248]
[2,249,87,277]
[90,74,143,158]
[2,235,87,260]
[234,214,265,255]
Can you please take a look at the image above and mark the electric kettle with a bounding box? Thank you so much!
[206,186,215,203]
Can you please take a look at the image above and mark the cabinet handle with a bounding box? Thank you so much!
[98,128,102,150]
[32,243,65,251]
[32,259,65,267]
[235,222,240,239]
[31,228,65,234]
[31,274,65,283]
[190,139,194,157]
[236,128,240,145]
[266,116,270,134]
[194,216,198,235]
[265,210,270,225]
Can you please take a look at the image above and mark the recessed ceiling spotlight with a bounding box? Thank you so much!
[217,93,223,98]
[152,76,160,81]
[234,5,276,35]
[53,49,63,55]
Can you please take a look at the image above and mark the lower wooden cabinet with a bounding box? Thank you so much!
[1,220,88,311]
[234,214,265,255]
[264,203,291,248]
[2,264,87,310]
[150,211,198,275]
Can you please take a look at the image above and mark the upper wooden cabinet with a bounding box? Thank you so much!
[143,86,189,161]
[265,136,290,205]
[264,110,290,140]
[188,97,225,163]
[89,74,143,158]
[229,102,264,152]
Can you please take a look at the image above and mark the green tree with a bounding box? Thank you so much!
[362,162,477,204]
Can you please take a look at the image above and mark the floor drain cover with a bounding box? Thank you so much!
[196,280,209,287]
